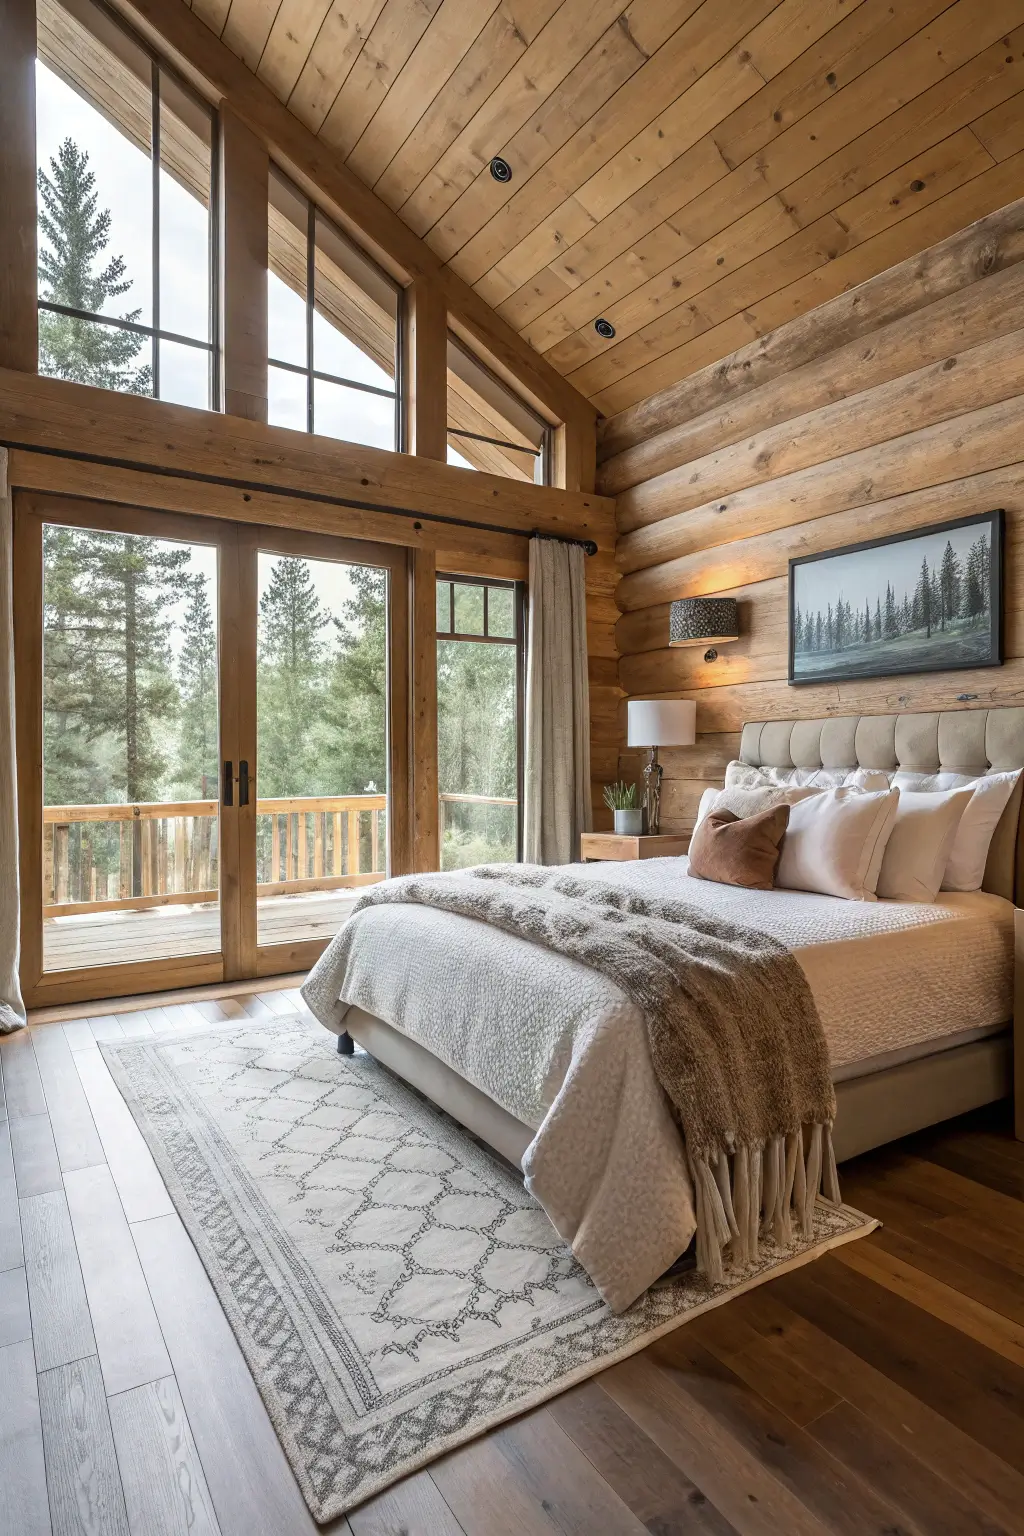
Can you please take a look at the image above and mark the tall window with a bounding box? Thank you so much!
[436,575,525,870]
[447,335,552,483]
[268,167,401,450]
[35,0,216,407]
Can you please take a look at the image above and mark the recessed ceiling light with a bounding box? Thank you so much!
[489,156,512,183]
[594,317,616,339]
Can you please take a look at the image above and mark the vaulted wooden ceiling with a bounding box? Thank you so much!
[189,0,1024,419]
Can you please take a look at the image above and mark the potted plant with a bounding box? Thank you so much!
[603,781,642,835]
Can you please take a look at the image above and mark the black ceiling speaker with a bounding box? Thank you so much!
[594,317,616,339]
[489,156,512,183]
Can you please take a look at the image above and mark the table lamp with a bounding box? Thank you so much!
[627,699,696,836]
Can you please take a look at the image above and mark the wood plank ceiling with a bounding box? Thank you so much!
[189,0,1024,418]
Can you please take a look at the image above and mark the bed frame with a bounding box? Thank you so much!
[334,708,1024,1160]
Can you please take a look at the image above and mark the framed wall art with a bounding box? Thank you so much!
[789,510,1003,686]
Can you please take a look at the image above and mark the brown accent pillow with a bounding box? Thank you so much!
[688,804,790,891]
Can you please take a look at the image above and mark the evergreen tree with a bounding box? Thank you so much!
[914,556,933,637]
[174,575,218,799]
[257,557,329,797]
[37,138,152,394]
[938,539,961,629]
[322,565,388,797]
[42,525,102,804]
[884,582,897,639]
[874,596,882,641]
[863,598,871,643]
[963,534,990,621]
[77,532,190,803]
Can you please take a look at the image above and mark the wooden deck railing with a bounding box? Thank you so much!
[42,794,387,916]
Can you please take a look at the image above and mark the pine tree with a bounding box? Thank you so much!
[37,139,152,395]
[884,582,897,639]
[938,540,961,629]
[874,596,882,641]
[914,556,933,637]
[42,525,102,805]
[963,534,990,622]
[863,598,871,644]
[174,575,218,799]
[257,557,329,797]
[78,532,190,804]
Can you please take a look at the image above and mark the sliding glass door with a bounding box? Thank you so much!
[15,495,409,1005]
[243,527,408,977]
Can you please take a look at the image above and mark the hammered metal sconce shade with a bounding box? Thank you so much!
[669,597,739,646]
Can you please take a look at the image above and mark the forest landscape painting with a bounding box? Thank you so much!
[789,511,1003,685]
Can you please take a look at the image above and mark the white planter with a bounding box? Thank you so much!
[613,808,643,835]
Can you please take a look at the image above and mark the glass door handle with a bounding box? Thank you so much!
[238,761,250,807]
[222,759,234,807]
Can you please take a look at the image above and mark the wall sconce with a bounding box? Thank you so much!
[669,597,739,664]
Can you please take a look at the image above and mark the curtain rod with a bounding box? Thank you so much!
[2,441,599,555]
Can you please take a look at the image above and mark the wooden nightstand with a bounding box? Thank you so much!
[581,832,691,862]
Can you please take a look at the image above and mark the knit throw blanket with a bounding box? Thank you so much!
[352,866,839,1285]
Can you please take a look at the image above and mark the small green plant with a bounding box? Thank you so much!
[603,780,637,812]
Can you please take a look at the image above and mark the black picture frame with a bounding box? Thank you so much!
[788,510,1003,687]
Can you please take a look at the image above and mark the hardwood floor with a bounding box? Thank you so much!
[3,990,1024,1535]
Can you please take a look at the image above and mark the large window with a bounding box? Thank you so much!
[447,335,552,483]
[268,167,401,450]
[436,575,525,870]
[35,0,216,407]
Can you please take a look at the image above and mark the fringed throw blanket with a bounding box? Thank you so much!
[352,866,839,1285]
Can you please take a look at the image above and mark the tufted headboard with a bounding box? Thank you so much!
[738,709,1024,903]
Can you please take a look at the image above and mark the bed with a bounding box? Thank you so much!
[302,707,1023,1309]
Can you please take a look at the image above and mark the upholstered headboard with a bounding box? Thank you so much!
[738,709,1024,902]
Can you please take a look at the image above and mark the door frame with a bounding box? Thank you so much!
[233,521,411,980]
[15,491,413,1006]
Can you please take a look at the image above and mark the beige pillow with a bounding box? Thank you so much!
[695,784,821,827]
[776,787,900,901]
[876,787,974,903]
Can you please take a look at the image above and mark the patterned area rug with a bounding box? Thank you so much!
[102,1015,876,1521]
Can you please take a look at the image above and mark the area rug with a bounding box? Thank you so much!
[101,1015,877,1521]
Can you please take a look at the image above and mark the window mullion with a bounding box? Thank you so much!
[306,199,315,435]
[151,62,160,400]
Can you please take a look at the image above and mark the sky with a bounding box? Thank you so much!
[36,58,402,449]
[793,523,989,616]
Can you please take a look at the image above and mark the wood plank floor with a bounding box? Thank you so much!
[42,890,360,970]
[3,989,1024,1535]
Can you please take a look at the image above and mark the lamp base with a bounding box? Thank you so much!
[643,749,663,836]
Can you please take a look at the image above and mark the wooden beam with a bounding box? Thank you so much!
[110,0,596,440]
[0,0,37,374]
[409,548,439,874]
[220,106,268,423]
[0,367,615,547]
[404,279,447,462]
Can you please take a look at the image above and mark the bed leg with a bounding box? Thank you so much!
[337,1030,355,1056]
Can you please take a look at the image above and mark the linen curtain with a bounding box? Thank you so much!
[0,451,25,1031]
[524,536,592,865]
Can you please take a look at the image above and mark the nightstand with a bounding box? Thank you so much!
[581,832,691,862]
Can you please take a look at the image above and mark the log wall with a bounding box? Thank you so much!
[598,197,1024,836]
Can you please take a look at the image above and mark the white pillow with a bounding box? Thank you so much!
[695,784,821,828]
[725,761,891,791]
[941,771,1022,891]
[875,788,973,903]
[775,787,900,901]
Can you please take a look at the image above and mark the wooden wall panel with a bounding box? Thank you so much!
[604,196,1024,837]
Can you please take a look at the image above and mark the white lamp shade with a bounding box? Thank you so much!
[627,699,696,748]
